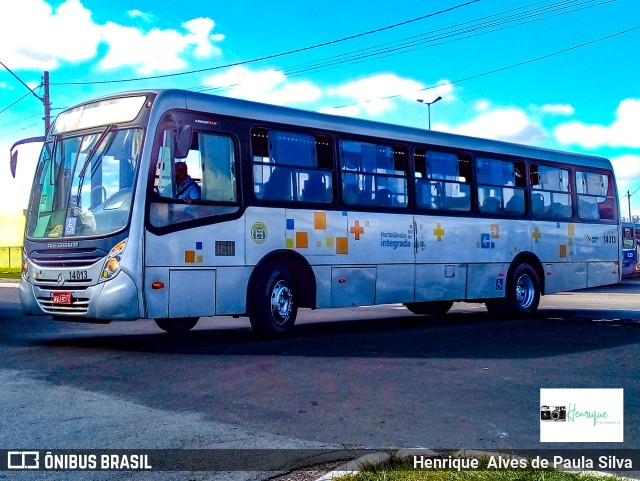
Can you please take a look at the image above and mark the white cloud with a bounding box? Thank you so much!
[0,140,41,213]
[183,18,225,58]
[127,9,156,22]
[0,0,224,74]
[1,0,101,70]
[610,155,640,219]
[100,18,223,74]
[555,98,640,148]
[202,66,321,105]
[323,75,453,117]
[438,108,545,144]
[476,100,490,111]
[541,103,575,115]
[611,154,640,188]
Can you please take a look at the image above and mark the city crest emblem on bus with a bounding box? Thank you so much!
[251,222,268,244]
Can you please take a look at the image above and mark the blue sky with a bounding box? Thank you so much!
[2,0,640,216]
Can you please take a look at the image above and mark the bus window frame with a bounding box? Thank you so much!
[338,137,409,210]
[413,146,473,213]
[529,162,574,221]
[250,125,336,206]
[146,111,243,234]
[474,155,527,218]
[575,168,618,223]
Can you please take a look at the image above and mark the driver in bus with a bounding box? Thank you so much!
[174,162,201,204]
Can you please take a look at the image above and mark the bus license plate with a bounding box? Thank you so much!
[52,292,72,305]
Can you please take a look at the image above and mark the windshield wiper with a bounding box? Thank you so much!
[75,124,117,207]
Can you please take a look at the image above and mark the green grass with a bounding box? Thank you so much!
[0,268,21,279]
[333,454,624,481]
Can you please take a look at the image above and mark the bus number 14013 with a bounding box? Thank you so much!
[68,270,88,280]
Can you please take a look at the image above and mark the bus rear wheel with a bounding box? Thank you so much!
[155,317,199,333]
[485,263,540,317]
[404,300,453,316]
[249,266,298,338]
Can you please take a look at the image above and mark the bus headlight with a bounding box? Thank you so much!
[100,239,127,282]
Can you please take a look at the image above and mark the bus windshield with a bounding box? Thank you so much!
[26,127,143,239]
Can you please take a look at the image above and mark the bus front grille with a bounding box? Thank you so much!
[34,277,94,286]
[31,249,105,269]
[36,295,90,315]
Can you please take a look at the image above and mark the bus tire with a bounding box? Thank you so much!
[404,300,453,316]
[249,266,298,338]
[155,317,199,333]
[485,263,540,317]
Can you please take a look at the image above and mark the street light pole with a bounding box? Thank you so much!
[417,96,442,130]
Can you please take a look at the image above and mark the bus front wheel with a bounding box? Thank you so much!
[485,263,540,317]
[404,300,453,316]
[249,266,298,338]
[155,317,199,333]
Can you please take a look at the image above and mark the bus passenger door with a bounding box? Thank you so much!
[413,216,468,303]
[412,149,470,303]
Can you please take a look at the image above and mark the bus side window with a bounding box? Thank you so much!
[415,148,471,212]
[252,127,334,204]
[340,139,407,208]
[150,125,240,228]
[477,157,525,216]
[530,164,572,219]
[576,170,617,222]
[200,133,237,203]
[263,168,292,201]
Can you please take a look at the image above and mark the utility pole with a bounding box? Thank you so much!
[0,61,50,136]
[43,71,51,134]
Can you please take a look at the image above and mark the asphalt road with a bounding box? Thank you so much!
[1,279,640,480]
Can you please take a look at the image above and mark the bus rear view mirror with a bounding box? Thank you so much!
[10,149,17,179]
[10,136,45,178]
[174,125,193,159]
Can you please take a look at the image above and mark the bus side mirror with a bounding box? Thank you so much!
[10,136,45,178]
[10,149,17,178]
[174,125,193,159]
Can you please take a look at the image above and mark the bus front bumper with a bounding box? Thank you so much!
[20,271,140,321]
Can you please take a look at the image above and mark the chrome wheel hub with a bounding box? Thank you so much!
[270,280,293,325]
[515,274,535,309]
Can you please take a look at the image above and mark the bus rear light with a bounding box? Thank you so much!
[151,281,164,290]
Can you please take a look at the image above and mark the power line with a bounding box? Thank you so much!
[0,61,51,133]
[9,121,41,135]
[0,91,31,116]
[196,0,612,94]
[0,60,43,102]
[51,1,479,86]
[327,23,640,110]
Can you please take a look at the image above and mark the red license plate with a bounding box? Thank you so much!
[52,292,72,305]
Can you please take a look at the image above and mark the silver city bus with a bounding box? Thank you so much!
[13,89,621,337]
